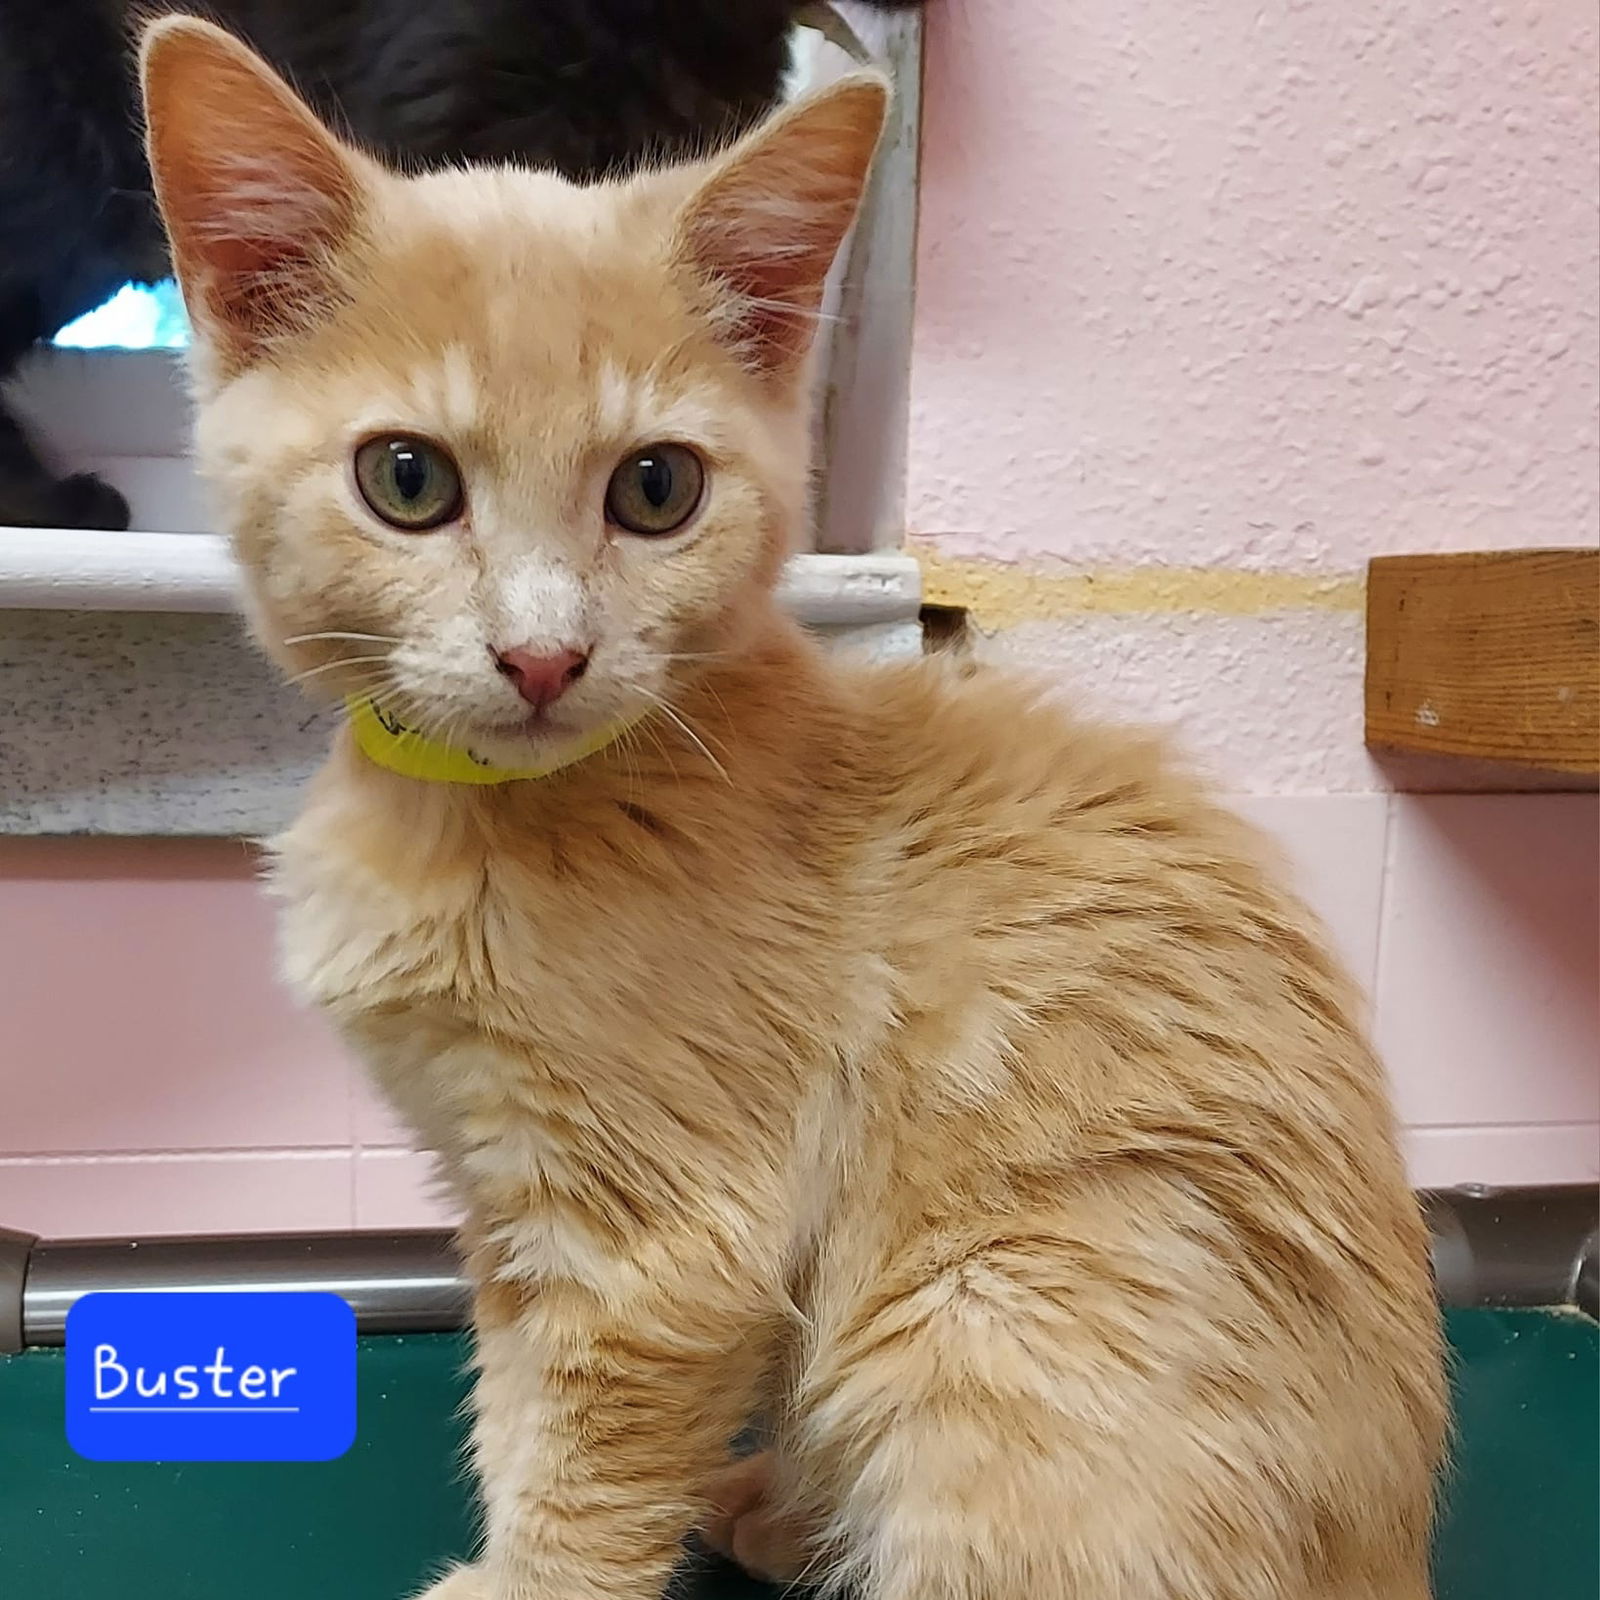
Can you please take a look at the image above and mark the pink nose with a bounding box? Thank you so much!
[494,647,589,710]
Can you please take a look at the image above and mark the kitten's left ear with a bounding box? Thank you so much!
[678,76,890,379]
[141,16,370,371]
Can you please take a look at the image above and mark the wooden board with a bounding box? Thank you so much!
[1365,549,1599,782]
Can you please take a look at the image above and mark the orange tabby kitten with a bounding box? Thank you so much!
[143,18,1446,1600]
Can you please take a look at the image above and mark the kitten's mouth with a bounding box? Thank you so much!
[485,709,582,745]
[519,715,573,746]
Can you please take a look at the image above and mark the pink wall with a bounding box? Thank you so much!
[909,0,1598,794]
[0,0,1595,1237]
[0,840,445,1236]
[913,0,1597,570]
[903,0,1599,1186]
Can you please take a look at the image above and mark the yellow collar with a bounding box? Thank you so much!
[347,697,631,785]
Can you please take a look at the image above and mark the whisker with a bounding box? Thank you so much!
[638,709,681,785]
[774,1514,832,1600]
[282,654,395,688]
[281,630,402,648]
[692,677,733,734]
[738,295,844,328]
[389,695,456,746]
[423,701,483,755]
[641,691,731,784]
[307,664,391,686]
[618,724,644,807]
[666,694,731,756]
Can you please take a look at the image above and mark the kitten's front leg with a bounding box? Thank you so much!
[435,1252,777,1600]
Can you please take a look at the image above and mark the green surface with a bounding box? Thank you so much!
[0,1335,478,1600]
[1433,1307,1599,1600]
[0,1311,1594,1599]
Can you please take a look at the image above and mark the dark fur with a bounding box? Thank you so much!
[0,0,915,528]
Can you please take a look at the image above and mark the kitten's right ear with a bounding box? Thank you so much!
[677,76,889,379]
[141,17,369,369]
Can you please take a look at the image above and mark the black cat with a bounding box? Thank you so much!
[0,0,915,530]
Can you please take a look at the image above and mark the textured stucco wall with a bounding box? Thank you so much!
[909,0,1598,795]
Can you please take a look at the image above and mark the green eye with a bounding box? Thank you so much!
[604,444,705,537]
[354,436,463,531]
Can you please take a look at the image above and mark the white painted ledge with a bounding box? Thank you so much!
[775,549,922,626]
[0,528,921,627]
[0,537,923,833]
[0,528,235,612]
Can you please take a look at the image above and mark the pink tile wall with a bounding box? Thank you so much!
[0,838,455,1237]
[1377,796,1599,1185]
[1240,794,1597,1188]
[0,838,345,1156]
[0,804,1592,1239]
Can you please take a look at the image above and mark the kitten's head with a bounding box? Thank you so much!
[141,18,885,764]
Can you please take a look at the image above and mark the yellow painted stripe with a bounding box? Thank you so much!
[913,547,1366,628]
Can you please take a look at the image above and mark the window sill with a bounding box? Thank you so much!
[0,529,921,629]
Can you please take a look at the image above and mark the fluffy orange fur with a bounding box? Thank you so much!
[143,18,1446,1600]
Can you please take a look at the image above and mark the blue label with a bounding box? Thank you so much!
[66,1291,356,1462]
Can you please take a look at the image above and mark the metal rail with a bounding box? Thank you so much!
[2,1228,466,1351]
[2,1186,1593,1353]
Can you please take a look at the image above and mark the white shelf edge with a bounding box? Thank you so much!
[0,529,923,628]
[0,528,236,613]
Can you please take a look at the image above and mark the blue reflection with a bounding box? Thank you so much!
[53,281,191,351]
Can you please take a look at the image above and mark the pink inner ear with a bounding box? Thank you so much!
[179,134,362,354]
[688,197,854,374]
[175,181,357,357]
[208,224,313,283]
[144,21,363,361]
[718,254,830,373]
[680,83,887,377]
[199,230,330,347]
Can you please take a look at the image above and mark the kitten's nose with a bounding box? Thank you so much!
[494,647,589,710]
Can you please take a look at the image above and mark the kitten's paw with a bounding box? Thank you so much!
[700,1451,812,1584]
[411,1564,487,1600]
[0,471,130,531]
[53,473,131,531]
